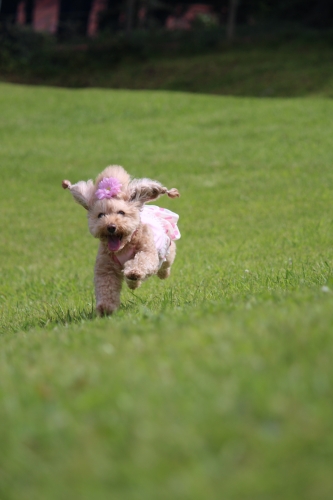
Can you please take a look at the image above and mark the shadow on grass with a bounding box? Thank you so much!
[0,286,202,335]
[0,289,173,335]
[0,301,96,335]
[1,32,333,98]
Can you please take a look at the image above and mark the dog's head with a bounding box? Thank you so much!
[62,165,179,253]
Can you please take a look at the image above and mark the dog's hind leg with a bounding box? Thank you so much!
[157,241,176,280]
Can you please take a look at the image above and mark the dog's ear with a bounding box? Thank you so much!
[62,179,95,210]
[128,178,179,205]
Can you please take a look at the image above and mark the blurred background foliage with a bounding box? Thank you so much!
[0,0,332,92]
[1,0,332,35]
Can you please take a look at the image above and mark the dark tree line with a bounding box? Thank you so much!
[0,0,95,35]
[0,0,332,37]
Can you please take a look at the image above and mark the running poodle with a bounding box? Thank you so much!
[62,165,180,316]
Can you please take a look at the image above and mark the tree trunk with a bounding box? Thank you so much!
[125,0,135,36]
[226,0,239,42]
[25,0,34,25]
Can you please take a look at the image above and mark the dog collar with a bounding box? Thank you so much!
[112,247,136,268]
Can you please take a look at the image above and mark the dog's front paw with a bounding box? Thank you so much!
[96,303,116,317]
[125,270,143,281]
[124,269,144,289]
[126,278,143,290]
[125,274,143,290]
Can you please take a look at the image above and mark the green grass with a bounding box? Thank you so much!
[1,82,333,499]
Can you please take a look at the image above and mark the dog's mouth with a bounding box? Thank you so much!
[107,234,123,252]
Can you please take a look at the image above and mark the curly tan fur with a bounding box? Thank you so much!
[62,165,180,316]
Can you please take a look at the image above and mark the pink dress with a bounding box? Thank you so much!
[140,205,181,267]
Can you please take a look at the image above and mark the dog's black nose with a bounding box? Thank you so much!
[107,225,116,234]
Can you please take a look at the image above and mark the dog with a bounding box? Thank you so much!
[62,165,180,316]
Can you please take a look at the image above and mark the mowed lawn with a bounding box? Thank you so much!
[1,82,333,499]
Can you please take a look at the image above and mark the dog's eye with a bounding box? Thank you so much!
[117,210,125,216]
[98,213,105,219]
